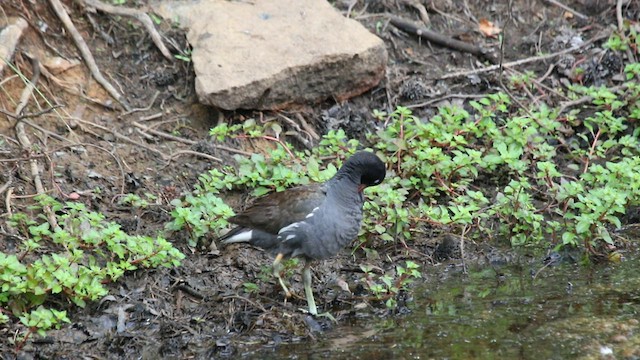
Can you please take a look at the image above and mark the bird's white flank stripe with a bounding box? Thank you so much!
[223,230,253,243]
[284,234,296,241]
[278,222,300,234]
[305,207,320,219]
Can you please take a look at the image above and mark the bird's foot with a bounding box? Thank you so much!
[277,278,292,298]
[316,311,337,323]
[273,253,292,298]
[298,307,337,322]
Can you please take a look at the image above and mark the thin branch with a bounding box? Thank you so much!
[389,15,498,64]
[399,0,430,25]
[82,0,173,61]
[0,177,12,197]
[558,84,627,115]
[132,121,195,145]
[0,105,63,120]
[12,56,59,230]
[49,0,131,110]
[73,117,169,160]
[544,0,588,20]
[166,150,222,164]
[4,187,14,218]
[406,93,487,109]
[131,121,253,156]
[440,30,611,80]
[118,91,159,118]
[616,0,636,63]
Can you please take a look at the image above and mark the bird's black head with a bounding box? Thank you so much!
[340,151,386,189]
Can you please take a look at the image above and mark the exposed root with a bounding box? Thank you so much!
[82,0,174,61]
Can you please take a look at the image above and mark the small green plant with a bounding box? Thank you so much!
[603,21,639,58]
[119,193,158,209]
[174,48,192,62]
[1,195,184,342]
[150,13,163,25]
[604,33,628,51]
[508,71,536,90]
[242,282,260,294]
[166,192,234,246]
[361,261,421,309]
[254,259,299,290]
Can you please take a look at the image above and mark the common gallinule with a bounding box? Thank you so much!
[221,151,386,315]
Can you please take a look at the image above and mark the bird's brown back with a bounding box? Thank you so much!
[229,184,327,235]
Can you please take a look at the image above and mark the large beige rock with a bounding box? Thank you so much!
[152,0,387,110]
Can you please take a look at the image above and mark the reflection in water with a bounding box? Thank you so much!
[245,257,640,359]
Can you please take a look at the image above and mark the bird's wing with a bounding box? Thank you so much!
[228,184,327,234]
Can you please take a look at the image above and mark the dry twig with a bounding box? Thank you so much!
[4,187,15,218]
[616,0,636,63]
[49,0,130,110]
[73,117,168,160]
[11,57,59,230]
[389,15,498,64]
[543,0,588,20]
[166,150,222,164]
[406,93,487,109]
[399,0,430,25]
[0,177,12,198]
[119,91,160,118]
[82,0,173,60]
[131,121,253,156]
[0,105,63,120]
[440,30,611,79]
[276,113,315,149]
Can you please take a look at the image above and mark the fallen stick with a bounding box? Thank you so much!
[12,56,59,230]
[49,0,131,111]
[131,121,253,156]
[439,30,611,79]
[544,0,588,20]
[389,15,498,64]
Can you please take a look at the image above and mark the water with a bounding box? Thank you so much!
[245,256,640,359]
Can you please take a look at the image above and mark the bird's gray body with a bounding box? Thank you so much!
[221,175,365,261]
[277,178,365,260]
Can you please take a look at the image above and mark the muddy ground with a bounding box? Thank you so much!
[0,0,635,358]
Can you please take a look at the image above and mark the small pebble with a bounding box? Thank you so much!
[610,334,627,343]
[353,302,368,310]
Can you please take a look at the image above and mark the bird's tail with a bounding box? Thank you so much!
[219,228,282,254]
[218,227,253,244]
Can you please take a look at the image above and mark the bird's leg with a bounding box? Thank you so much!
[273,253,291,298]
[302,261,318,316]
